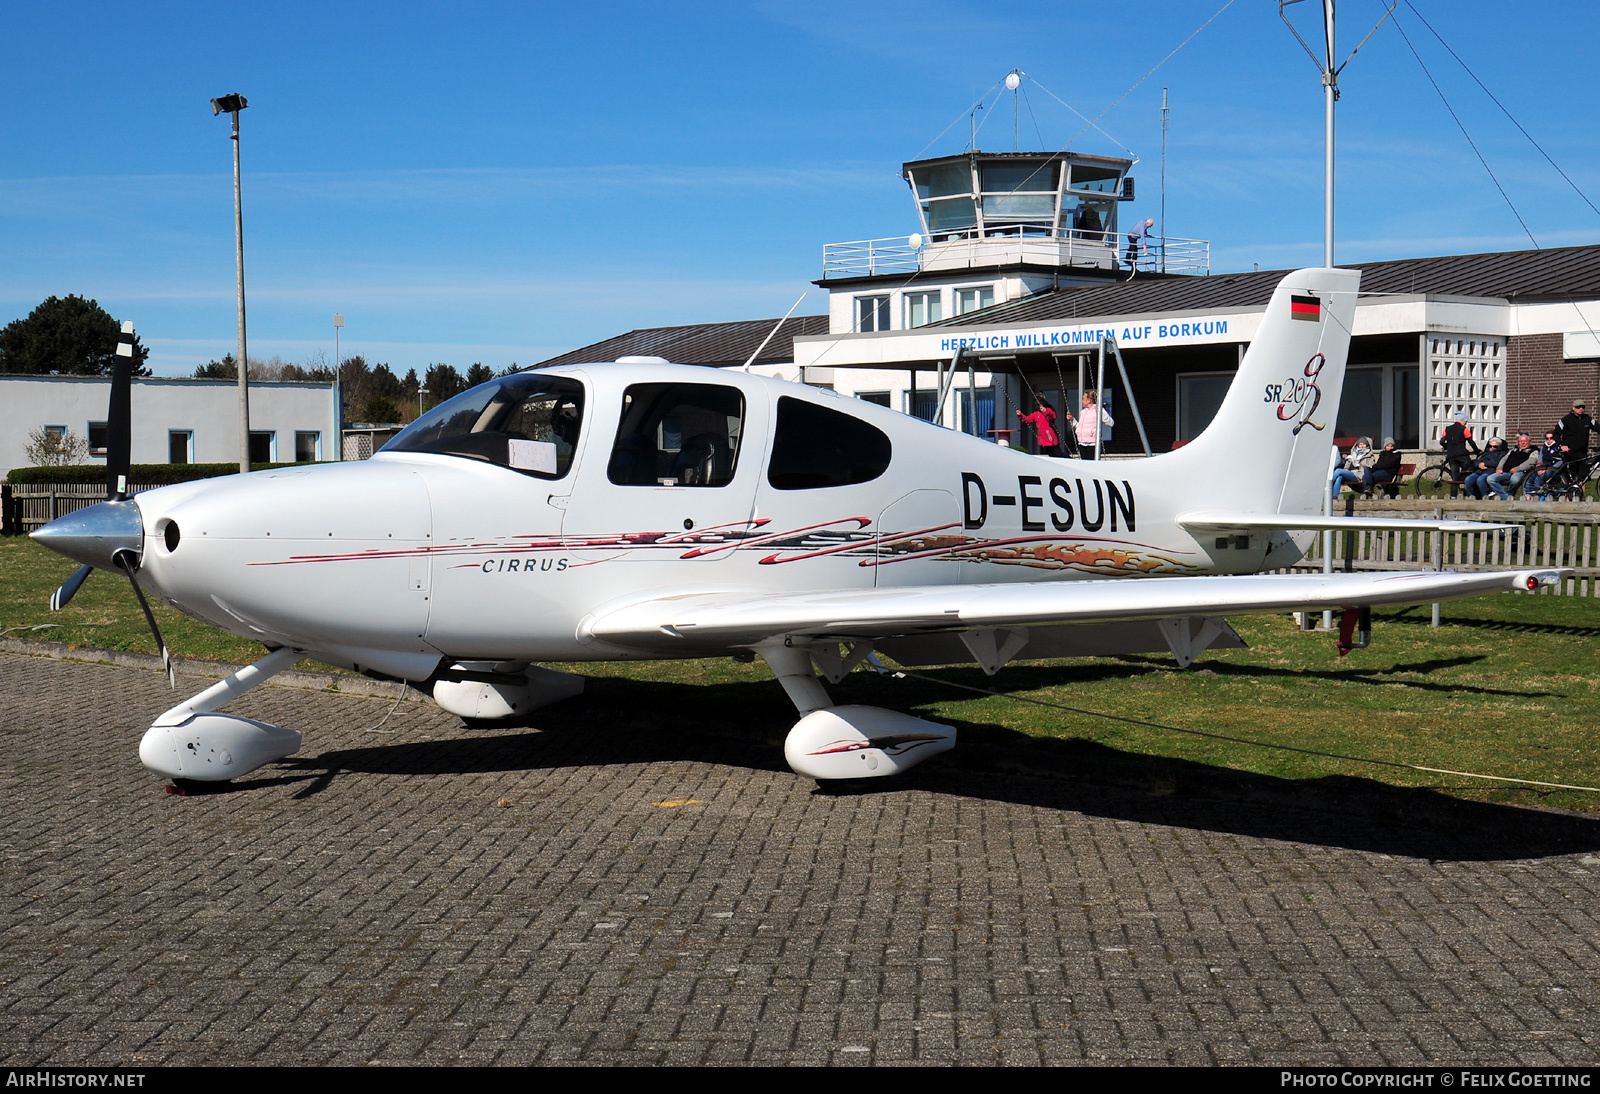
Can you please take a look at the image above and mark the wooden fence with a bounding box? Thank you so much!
[1297,500,1599,596]
[5,483,165,535]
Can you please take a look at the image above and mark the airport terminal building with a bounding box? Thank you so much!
[544,149,1600,458]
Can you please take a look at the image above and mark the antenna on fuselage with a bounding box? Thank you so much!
[742,292,808,373]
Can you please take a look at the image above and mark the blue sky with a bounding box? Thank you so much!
[3,1,1598,377]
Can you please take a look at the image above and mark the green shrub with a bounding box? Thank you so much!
[6,462,305,486]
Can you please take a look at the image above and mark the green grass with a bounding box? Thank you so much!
[4,535,1598,813]
[1,536,272,663]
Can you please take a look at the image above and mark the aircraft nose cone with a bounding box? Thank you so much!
[30,498,144,571]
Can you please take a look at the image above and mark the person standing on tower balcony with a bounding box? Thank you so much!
[1124,218,1154,268]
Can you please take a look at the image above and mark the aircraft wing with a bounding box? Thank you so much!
[583,567,1561,650]
[1177,508,1511,534]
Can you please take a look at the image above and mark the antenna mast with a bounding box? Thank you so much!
[1322,0,1335,268]
[1160,87,1169,274]
[1007,69,1021,151]
[1280,0,1396,268]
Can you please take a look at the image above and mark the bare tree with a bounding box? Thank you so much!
[24,427,89,466]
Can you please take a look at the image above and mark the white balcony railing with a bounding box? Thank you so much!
[820,237,924,278]
[822,228,1210,279]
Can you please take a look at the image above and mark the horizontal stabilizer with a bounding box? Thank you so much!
[1178,508,1511,534]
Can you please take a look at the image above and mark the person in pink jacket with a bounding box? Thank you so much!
[1016,400,1059,454]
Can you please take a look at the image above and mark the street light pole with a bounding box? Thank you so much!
[334,313,343,374]
[212,93,251,474]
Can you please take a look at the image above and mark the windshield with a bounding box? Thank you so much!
[384,373,585,479]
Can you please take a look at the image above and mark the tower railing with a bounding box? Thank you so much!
[822,229,1210,279]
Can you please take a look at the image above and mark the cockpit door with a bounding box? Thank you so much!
[563,377,767,568]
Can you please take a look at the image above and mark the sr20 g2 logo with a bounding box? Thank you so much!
[1263,353,1327,435]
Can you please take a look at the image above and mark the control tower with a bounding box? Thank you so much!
[818,150,1209,336]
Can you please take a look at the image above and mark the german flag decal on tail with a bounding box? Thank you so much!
[1290,294,1322,322]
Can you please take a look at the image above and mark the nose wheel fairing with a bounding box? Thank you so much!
[137,646,306,782]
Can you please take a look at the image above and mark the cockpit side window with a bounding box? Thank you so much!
[767,396,892,490]
[608,383,745,487]
[383,373,584,479]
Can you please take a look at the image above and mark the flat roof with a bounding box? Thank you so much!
[901,149,1133,174]
[0,373,336,388]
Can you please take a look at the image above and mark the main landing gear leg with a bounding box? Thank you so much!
[138,646,305,783]
[755,640,955,781]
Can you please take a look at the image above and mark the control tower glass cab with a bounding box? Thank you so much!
[904,151,1133,272]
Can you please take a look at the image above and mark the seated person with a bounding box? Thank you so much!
[1488,432,1538,499]
[1528,430,1564,496]
[1361,438,1403,496]
[1331,437,1372,499]
[1464,437,1506,499]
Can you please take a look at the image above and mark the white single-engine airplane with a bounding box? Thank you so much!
[34,268,1559,785]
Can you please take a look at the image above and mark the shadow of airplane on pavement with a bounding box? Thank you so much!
[189,667,1600,865]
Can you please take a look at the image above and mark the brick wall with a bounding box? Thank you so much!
[1507,333,1600,437]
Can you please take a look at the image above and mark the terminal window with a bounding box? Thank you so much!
[956,286,995,315]
[905,291,942,328]
[168,430,193,465]
[295,431,320,462]
[856,296,891,333]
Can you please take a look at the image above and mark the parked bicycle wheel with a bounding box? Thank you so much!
[1411,462,1455,497]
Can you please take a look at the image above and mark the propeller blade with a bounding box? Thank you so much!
[106,322,134,500]
[50,564,93,611]
[117,555,174,689]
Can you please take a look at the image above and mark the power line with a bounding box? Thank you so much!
[1018,82,1047,152]
[1057,0,1237,154]
[1389,11,1538,250]
[908,78,1005,164]
[1023,74,1139,161]
[1403,1,1600,224]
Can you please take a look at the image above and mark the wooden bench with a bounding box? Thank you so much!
[1354,462,1415,499]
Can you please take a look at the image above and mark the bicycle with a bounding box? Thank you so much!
[1528,451,1600,502]
[1411,456,1469,498]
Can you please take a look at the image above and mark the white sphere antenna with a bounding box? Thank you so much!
[908,233,923,250]
[1005,72,1020,90]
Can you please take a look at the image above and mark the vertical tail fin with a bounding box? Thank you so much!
[1169,266,1361,516]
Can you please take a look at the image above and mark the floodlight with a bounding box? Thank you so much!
[210,93,248,116]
